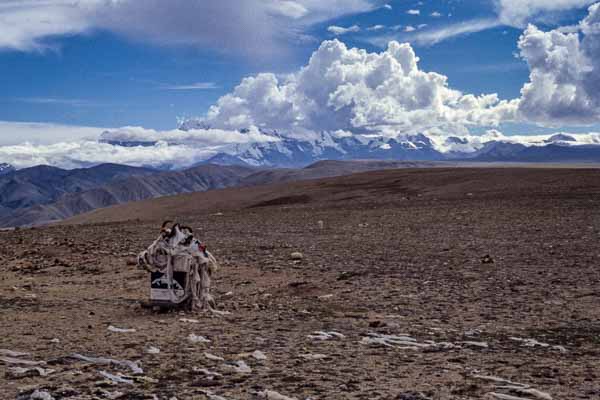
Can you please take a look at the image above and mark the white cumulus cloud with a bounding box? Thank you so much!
[194,39,519,137]
[517,3,600,125]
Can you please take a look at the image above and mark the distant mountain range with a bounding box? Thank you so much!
[3,127,600,227]
[101,127,600,168]
[0,163,15,175]
[0,160,434,228]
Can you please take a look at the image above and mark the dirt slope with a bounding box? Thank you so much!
[1,167,599,399]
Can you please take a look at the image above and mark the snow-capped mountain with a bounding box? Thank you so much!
[0,163,15,175]
[103,122,600,168]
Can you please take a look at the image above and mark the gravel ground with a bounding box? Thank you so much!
[1,168,600,399]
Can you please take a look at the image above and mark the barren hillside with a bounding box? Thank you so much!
[1,168,599,399]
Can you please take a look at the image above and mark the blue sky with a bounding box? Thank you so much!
[1,0,600,168]
[0,0,589,130]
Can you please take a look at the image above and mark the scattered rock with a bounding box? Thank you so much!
[251,350,267,360]
[290,252,303,260]
[6,366,55,379]
[16,389,55,400]
[107,325,136,333]
[225,360,252,374]
[256,390,297,400]
[188,334,211,344]
[70,353,143,374]
[481,255,494,264]
[308,331,345,341]
[395,392,432,400]
[99,371,134,385]
[299,353,328,360]
[204,353,225,361]
[0,356,46,366]
[145,345,160,354]
[180,318,200,324]
[0,349,30,357]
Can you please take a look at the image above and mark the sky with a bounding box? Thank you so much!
[1,0,600,168]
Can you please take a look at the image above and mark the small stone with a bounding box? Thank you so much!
[290,252,303,260]
[481,255,494,264]
[252,350,267,360]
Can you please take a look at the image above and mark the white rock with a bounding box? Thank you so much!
[0,356,46,366]
[485,393,530,400]
[225,360,252,374]
[99,370,134,385]
[179,318,200,324]
[146,346,161,354]
[107,325,136,333]
[204,352,225,361]
[307,331,345,341]
[188,334,211,344]
[257,390,298,400]
[461,341,489,348]
[0,349,30,357]
[290,252,303,260]
[70,353,143,374]
[28,390,55,400]
[252,350,267,360]
[299,353,328,360]
[193,367,223,378]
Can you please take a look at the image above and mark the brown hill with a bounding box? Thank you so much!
[65,167,600,225]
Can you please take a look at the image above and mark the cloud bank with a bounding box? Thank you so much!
[191,39,518,138]
[495,0,597,27]
[0,0,378,57]
[3,5,600,169]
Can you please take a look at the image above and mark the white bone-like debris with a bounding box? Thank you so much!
[307,331,345,341]
[99,371,134,385]
[0,349,30,357]
[71,353,143,374]
[460,341,489,348]
[145,346,160,354]
[21,389,55,400]
[484,393,531,400]
[299,353,329,360]
[252,350,267,360]
[509,337,566,352]
[257,390,298,400]
[211,309,232,316]
[193,367,223,378]
[197,389,231,400]
[108,325,136,333]
[360,333,420,348]
[188,334,211,343]
[0,356,46,366]
[97,390,125,400]
[204,352,225,361]
[361,333,457,350]
[473,375,527,387]
[225,360,252,374]
[206,394,230,400]
[496,386,553,400]
[7,366,55,378]
[180,318,200,323]
[474,374,553,400]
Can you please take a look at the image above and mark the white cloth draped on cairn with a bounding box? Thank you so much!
[137,221,219,311]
